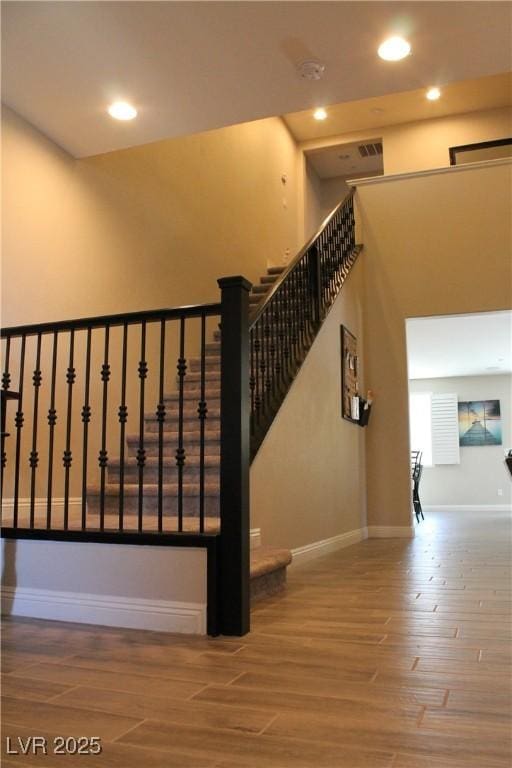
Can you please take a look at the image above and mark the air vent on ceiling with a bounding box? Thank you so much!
[358,142,383,158]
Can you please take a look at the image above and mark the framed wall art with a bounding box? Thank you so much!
[340,325,359,423]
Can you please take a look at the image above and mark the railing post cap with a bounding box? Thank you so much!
[218,276,252,292]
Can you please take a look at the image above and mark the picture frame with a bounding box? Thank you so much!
[340,325,359,423]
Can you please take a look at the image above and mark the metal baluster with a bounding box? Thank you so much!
[297,261,306,351]
[176,317,186,532]
[264,306,272,397]
[99,326,110,531]
[157,319,166,532]
[118,323,128,531]
[29,334,42,528]
[13,335,26,528]
[198,313,207,533]
[137,322,147,532]
[269,300,277,398]
[254,321,261,424]
[258,315,266,419]
[63,330,76,530]
[277,285,285,390]
[1,336,11,499]
[291,268,299,364]
[46,333,58,529]
[249,327,255,434]
[81,328,92,530]
[283,278,291,377]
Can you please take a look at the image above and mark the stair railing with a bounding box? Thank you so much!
[249,188,359,455]
[1,285,251,636]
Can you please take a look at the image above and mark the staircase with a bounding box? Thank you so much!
[87,264,293,600]
[2,189,359,634]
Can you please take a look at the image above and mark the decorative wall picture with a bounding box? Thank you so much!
[458,400,502,446]
[340,325,359,423]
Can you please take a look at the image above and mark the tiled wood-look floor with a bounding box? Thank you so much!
[2,510,511,767]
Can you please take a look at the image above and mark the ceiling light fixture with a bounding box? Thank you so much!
[108,101,137,121]
[426,87,441,101]
[313,107,327,121]
[377,36,411,61]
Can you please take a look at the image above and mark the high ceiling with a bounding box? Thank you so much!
[2,1,511,158]
[406,312,512,380]
[284,72,512,143]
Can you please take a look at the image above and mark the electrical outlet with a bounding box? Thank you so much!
[497,488,503,496]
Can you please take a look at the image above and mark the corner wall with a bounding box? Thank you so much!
[357,160,512,528]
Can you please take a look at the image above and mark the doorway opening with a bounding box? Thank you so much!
[405,310,511,527]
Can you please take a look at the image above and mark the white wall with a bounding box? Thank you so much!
[409,374,512,509]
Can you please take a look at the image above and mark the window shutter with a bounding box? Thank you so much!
[431,393,460,465]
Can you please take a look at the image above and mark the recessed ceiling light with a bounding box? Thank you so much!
[426,87,441,101]
[313,108,327,121]
[108,101,137,121]
[378,36,411,62]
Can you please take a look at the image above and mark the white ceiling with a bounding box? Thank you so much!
[2,2,511,158]
[406,312,512,380]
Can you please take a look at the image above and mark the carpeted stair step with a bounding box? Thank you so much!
[87,482,220,517]
[252,284,271,295]
[127,431,219,457]
[144,410,220,432]
[250,546,292,601]
[177,370,221,384]
[267,266,286,275]
[164,389,220,406]
[188,356,220,372]
[107,455,220,484]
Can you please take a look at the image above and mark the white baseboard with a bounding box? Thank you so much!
[250,528,261,549]
[290,527,368,567]
[367,526,415,538]
[2,497,82,517]
[423,504,511,513]
[1,586,206,634]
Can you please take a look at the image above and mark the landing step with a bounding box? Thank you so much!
[250,546,292,601]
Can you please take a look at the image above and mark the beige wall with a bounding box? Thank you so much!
[1,539,207,633]
[251,255,367,550]
[409,374,512,508]
[357,160,512,528]
[2,107,302,326]
[301,107,512,176]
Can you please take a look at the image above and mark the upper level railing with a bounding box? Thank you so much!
[249,188,359,455]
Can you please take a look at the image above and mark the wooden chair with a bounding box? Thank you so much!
[411,450,424,523]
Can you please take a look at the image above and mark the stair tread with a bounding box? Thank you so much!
[88,482,220,497]
[250,545,292,578]
[108,455,220,467]
[128,430,220,440]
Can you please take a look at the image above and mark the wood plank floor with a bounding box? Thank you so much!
[2,509,511,767]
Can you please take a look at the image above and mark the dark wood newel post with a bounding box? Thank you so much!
[218,275,252,636]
